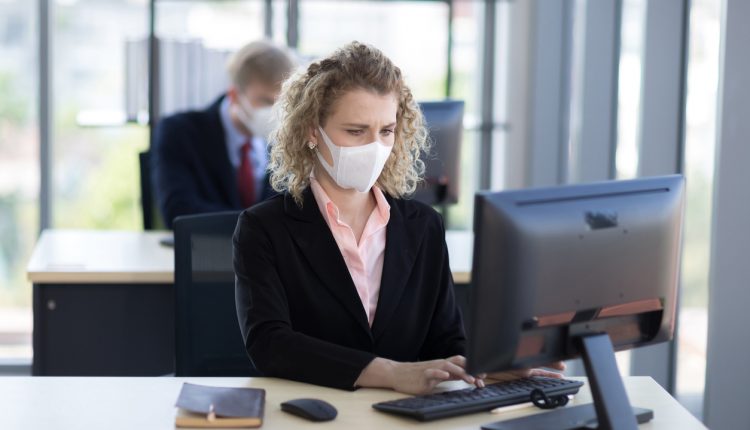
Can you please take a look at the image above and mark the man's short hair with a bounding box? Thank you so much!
[227,40,294,89]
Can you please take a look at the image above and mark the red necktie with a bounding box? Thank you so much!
[238,140,256,207]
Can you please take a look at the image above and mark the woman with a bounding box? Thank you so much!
[233,41,560,395]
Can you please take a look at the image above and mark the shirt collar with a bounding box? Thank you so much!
[220,96,249,154]
[309,172,391,228]
[371,183,391,223]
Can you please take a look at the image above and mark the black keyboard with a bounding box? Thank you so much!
[372,376,584,421]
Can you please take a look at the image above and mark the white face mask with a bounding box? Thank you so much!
[235,96,274,139]
[316,126,393,193]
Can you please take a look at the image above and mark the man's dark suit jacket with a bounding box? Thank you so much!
[233,187,466,390]
[151,96,274,228]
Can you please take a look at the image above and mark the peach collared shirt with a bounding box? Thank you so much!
[309,175,390,327]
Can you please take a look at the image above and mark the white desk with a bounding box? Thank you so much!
[26,230,174,284]
[27,229,473,284]
[1,376,705,429]
[445,230,473,284]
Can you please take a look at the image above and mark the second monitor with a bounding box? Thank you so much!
[413,100,464,206]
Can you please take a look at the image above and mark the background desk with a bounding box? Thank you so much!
[26,230,473,376]
[1,376,705,429]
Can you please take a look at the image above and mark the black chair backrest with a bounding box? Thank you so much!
[139,151,164,230]
[173,211,258,376]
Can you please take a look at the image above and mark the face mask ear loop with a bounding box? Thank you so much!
[233,95,255,132]
[238,94,253,115]
[315,127,342,186]
[316,127,338,172]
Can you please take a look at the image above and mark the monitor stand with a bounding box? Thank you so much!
[481,333,654,430]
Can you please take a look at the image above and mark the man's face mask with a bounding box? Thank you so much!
[236,95,275,139]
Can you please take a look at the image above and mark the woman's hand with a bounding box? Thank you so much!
[355,355,478,395]
[390,355,479,395]
[355,357,565,395]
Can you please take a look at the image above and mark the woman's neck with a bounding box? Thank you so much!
[314,165,375,231]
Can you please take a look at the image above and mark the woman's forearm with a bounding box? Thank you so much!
[354,357,396,389]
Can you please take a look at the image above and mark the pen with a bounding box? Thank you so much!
[207,403,216,422]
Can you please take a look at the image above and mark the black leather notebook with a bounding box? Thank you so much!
[175,383,265,428]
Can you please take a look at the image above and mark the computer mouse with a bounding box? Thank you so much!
[281,398,338,422]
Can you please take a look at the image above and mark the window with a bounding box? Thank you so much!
[52,0,148,229]
[298,1,449,100]
[153,1,268,117]
[51,0,270,231]
[615,0,646,180]
[156,0,266,49]
[271,0,288,45]
[447,0,487,229]
[0,0,38,360]
[676,0,721,419]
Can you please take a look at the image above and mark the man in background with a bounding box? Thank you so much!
[151,40,294,228]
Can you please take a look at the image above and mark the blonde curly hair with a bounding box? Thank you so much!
[268,41,430,206]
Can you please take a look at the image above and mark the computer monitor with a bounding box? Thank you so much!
[413,100,464,205]
[467,175,685,429]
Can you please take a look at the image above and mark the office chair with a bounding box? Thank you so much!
[139,151,166,230]
[173,211,259,376]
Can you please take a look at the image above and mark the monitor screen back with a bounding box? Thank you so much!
[467,176,685,374]
[413,100,464,205]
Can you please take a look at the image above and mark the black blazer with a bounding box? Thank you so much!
[151,96,274,228]
[233,187,466,390]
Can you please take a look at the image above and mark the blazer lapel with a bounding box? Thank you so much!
[283,189,372,336]
[370,198,425,341]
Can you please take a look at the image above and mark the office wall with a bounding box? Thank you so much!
[703,0,750,427]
